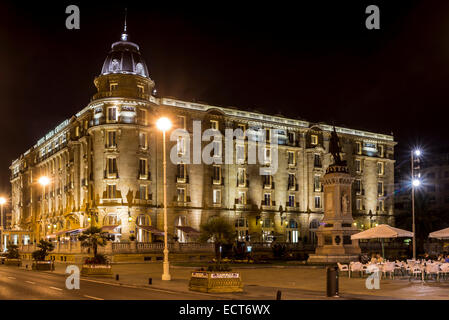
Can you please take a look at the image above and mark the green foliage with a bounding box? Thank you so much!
[32,239,54,261]
[79,226,111,257]
[199,217,236,263]
[6,243,20,259]
[84,253,109,265]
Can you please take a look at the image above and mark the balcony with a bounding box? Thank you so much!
[261,200,277,211]
[104,171,118,179]
[172,196,191,207]
[286,202,301,212]
[211,176,224,185]
[237,179,249,188]
[263,180,275,189]
[139,172,151,180]
[288,183,299,191]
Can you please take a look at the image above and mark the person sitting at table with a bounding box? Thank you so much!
[423,253,431,261]
[376,253,384,263]
[370,253,377,263]
[437,254,445,262]
[445,255,449,263]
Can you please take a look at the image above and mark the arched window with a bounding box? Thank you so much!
[110,59,120,72]
[136,214,151,242]
[135,63,144,75]
[175,216,187,243]
[137,214,150,226]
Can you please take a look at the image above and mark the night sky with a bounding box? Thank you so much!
[1,0,448,197]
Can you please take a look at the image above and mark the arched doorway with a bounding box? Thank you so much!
[136,214,152,242]
[103,214,122,242]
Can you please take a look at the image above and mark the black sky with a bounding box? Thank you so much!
[1,0,448,195]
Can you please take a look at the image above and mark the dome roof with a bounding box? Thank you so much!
[100,32,150,79]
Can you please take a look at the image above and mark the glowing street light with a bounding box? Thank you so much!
[38,176,50,186]
[414,149,421,157]
[411,148,422,260]
[412,179,421,187]
[157,117,172,281]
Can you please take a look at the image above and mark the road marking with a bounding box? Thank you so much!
[25,281,36,285]
[49,286,63,291]
[7,276,16,280]
[84,295,104,300]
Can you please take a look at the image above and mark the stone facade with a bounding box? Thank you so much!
[7,31,396,247]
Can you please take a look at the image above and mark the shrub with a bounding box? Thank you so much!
[207,264,231,272]
[84,253,109,265]
[6,244,20,259]
[32,239,54,261]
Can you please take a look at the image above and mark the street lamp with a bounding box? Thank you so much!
[0,197,6,252]
[156,117,172,281]
[411,149,421,260]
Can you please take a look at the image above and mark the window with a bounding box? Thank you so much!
[237,168,246,187]
[137,85,144,95]
[288,194,295,207]
[213,140,221,157]
[212,165,221,183]
[110,83,118,91]
[177,188,186,202]
[237,191,246,205]
[177,137,186,155]
[265,129,271,142]
[287,131,295,144]
[235,218,249,241]
[264,148,271,164]
[377,162,384,175]
[262,218,273,228]
[177,163,186,180]
[107,158,117,176]
[288,151,295,166]
[139,132,147,149]
[107,184,117,198]
[236,144,245,164]
[210,120,219,130]
[377,200,384,212]
[378,145,384,157]
[139,185,148,200]
[213,189,221,204]
[177,115,186,129]
[356,198,362,211]
[314,175,321,192]
[139,159,147,177]
[356,141,362,155]
[377,181,384,196]
[263,175,273,188]
[314,196,321,208]
[355,179,361,194]
[237,124,246,138]
[75,126,80,137]
[288,173,296,190]
[264,193,272,206]
[286,219,299,243]
[137,108,147,125]
[106,131,117,148]
[311,134,318,145]
[355,159,361,173]
[314,154,321,167]
[107,107,117,122]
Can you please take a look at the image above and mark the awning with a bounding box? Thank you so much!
[429,227,449,239]
[55,228,86,236]
[137,225,165,236]
[351,224,413,240]
[175,226,200,235]
[101,225,121,234]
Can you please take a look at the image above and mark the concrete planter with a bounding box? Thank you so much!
[32,261,54,271]
[4,258,21,266]
[189,271,243,293]
[81,264,113,277]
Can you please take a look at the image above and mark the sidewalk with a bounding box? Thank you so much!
[20,261,449,300]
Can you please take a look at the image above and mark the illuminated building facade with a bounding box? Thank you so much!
[8,30,396,247]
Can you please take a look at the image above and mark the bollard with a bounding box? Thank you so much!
[326,266,339,297]
[149,278,152,285]
[116,274,119,281]
[276,290,282,300]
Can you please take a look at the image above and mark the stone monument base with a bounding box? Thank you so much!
[307,253,360,264]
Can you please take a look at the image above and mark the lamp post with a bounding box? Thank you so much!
[411,149,421,260]
[38,176,50,241]
[156,117,172,281]
[0,197,6,252]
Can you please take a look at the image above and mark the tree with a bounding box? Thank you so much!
[6,243,20,259]
[199,217,236,263]
[32,239,54,261]
[78,226,111,258]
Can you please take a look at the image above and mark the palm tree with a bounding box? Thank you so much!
[78,226,110,257]
[32,239,54,261]
[199,217,236,263]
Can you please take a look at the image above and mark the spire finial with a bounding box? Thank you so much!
[121,8,128,41]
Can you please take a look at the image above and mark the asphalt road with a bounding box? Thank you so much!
[0,265,220,300]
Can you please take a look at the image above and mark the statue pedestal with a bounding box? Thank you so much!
[308,165,361,264]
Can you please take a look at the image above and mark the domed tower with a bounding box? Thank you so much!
[88,25,156,242]
[92,26,155,101]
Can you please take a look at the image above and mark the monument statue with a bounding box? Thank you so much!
[341,193,348,214]
[329,126,347,166]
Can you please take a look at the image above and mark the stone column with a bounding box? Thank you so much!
[308,164,361,263]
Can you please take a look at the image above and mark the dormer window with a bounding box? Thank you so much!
[110,83,118,91]
[135,63,144,75]
[311,134,318,145]
[110,59,120,72]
